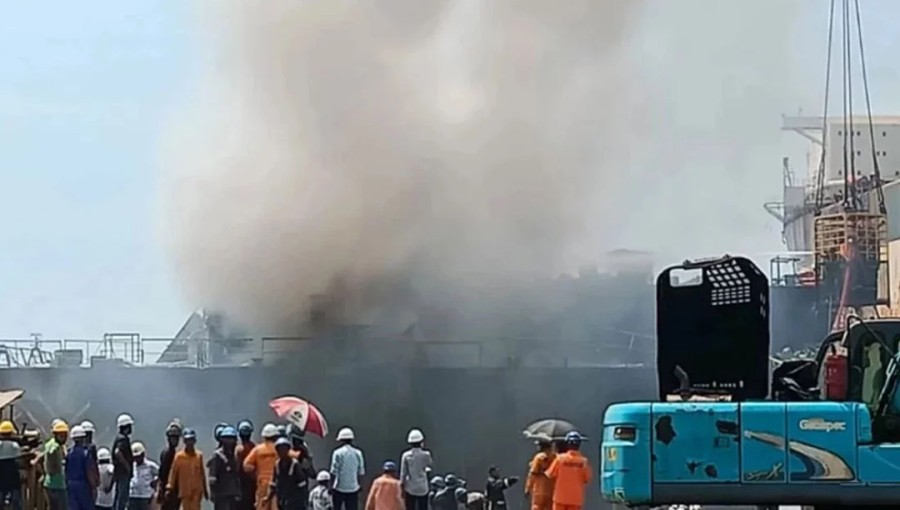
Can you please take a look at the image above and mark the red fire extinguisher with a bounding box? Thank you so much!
[824,344,848,400]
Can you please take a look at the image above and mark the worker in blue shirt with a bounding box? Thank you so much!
[67,425,97,510]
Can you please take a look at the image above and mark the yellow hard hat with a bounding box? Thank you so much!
[0,421,14,434]
[52,420,69,434]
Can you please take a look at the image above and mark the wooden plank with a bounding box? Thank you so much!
[0,389,24,410]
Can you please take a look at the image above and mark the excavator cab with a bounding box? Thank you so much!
[837,319,900,441]
[656,256,770,402]
[771,318,900,440]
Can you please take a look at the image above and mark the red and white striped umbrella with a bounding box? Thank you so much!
[268,395,329,438]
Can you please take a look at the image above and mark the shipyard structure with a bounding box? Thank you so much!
[5,118,894,510]
[767,115,900,347]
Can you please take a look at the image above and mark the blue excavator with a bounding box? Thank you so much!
[600,256,900,510]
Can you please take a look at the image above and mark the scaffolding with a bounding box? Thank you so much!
[814,211,889,330]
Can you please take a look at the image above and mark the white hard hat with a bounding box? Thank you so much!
[80,420,95,433]
[337,427,354,441]
[117,414,134,428]
[407,428,424,444]
[261,423,280,439]
[70,425,86,439]
[97,447,112,461]
[316,470,331,482]
[131,442,146,456]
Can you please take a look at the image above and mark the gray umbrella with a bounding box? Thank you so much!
[522,418,578,441]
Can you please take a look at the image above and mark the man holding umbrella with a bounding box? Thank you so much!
[524,438,555,510]
[522,418,575,510]
[286,424,317,507]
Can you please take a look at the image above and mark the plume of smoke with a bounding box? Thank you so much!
[161,0,647,332]
[161,0,808,333]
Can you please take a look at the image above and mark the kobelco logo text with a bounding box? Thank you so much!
[799,418,846,432]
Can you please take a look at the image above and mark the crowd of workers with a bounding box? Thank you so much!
[0,415,592,510]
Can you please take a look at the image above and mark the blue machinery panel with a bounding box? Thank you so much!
[741,402,787,483]
[652,403,740,483]
[784,402,857,482]
[599,401,900,505]
[601,403,652,504]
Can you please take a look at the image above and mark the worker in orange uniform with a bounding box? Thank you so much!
[243,423,281,510]
[365,461,404,510]
[525,438,555,510]
[167,428,208,510]
[544,432,590,510]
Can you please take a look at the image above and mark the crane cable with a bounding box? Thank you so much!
[842,0,857,211]
[814,0,836,215]
[854,0,887,214]
[814,0,882,214]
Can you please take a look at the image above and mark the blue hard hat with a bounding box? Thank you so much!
[383,461,397,472]
[219,426,238,438]
[444,474,465,488]
[275,437,291,448]
[565,431,584,444]
[214,422,228,439]
[182,428,197,440]
[238,420,254,433]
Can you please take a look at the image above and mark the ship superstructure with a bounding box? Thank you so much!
[774,115,900,259]
[771,117,900,318]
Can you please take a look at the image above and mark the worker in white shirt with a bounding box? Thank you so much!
[96,448,116,510]
[308,471,333,510]
[400,429,433,510]
[129,442,159,510]
[329,428,365,510]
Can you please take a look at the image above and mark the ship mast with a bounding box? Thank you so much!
[812,0,888,331]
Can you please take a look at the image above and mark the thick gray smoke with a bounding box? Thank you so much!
[160,0,808,333]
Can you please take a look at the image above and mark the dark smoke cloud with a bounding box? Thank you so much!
[160,0,808,333]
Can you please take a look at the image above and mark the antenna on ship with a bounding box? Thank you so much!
[812,0,889,332]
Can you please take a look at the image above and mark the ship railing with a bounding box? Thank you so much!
[0,333,656,369]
